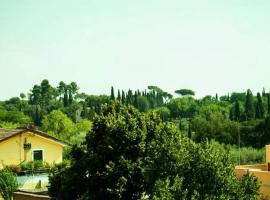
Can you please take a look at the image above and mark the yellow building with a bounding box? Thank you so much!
[236,145,270,198]
[0,128,66,168]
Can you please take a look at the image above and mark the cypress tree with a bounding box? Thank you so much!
[245,89,255,120]
[268,93,270,114]
[63,88,69,107]
[68,89,73,105]
[229,108,234,121]
[127,89,133,104]
[262,88,266,97]
[110,86,115,100]
[255,93,265,119]
[121,90,125,104]
[117,90,121,101]
[234,100,241,121]
[134,92,138,108]
[34,105,41,126]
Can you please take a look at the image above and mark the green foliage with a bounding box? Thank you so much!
[245,89,255,120]
[42,110,75,141]
[42,110,92,143]
[175,89,195,96]
[238,173,260,200]
[153,106,171,121]
[49,102,260,200]
[20,161,50,172]
[137,96,150,112]
[230,146,265,165]
[0,169,19,200]
[256,93,265,119]
[208,141,265,165]
[0,121,20,128]
[0,109,31,125]
[110,86,115,100]
[191,113,239,144]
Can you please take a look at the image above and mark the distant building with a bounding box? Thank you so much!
[236,145,270,197]
[0,128,66,168]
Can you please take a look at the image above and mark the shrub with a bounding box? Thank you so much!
[0,169,19,200]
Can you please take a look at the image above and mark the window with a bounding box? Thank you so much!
[32,150,43,161]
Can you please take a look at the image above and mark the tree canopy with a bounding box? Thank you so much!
[48,102,260,200]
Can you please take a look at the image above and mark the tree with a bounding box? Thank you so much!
[153,107,171,121]
[49,102,259,200]
[19,93,26,100]
[29,85,42,105]
[262,88,266,97]
[137,96,149,112]
[49,102,147,199]
[121,90,126,104]
[267,93,270,114]
[175,89,195,97]
[234,100,241,121]
[245,89,255,120]
[0,169,19,200]
[110,86,115,100]
[117,90,121,101]
[255,93,265,119]
[63,88,69,107]
[58,81,67,99]
[41,110,75,141]
[40,79,54,105]
[68,82,79,104]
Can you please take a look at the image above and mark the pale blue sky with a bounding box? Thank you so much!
[0,0,270,99]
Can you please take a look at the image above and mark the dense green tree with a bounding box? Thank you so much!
[245,89,255,120]
[49,102,147,199]
[58,81,67,99]
[19,93,26,100]
[49,102,260,200]
[267,93,270,114]
[234,100,241,121]
[255,93,265,119]
[63,88,69,107]
[29,85,42,105]
[117,90,121,101]
[121,90,125,103]
[40,79,54,105]
[262,88,266,97]
[68,82,79,104]
[110,86,115,100]
[136,96,149,112]
[153,106,171,121]
[192,113,240,144]
[41,110,75,141]
[0,109,31,125]
[230,92,246,103]
[175,89,195,97]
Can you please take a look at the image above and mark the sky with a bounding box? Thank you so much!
[0,0,270,99]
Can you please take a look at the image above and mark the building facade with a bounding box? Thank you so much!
[0,128,66,168]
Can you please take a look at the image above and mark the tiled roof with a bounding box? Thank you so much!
[0,128,67,146]
[0,128,25,141]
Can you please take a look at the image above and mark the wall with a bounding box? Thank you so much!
[266,145,270,163]
[235,167,270,198]
[0,131,63,168]
[13,192,51,200]
[236,164,268,171]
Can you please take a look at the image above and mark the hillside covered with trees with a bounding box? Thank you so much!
[1,79,269,199]
[1,79,270,150]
